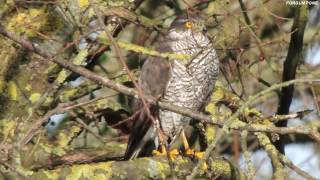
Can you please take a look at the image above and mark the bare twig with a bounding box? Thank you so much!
[237,0,265,60]
[111,108,143,128]
[238,0,252,27]
[280,155,317,180]
[72,115,106,144]
[263,109,313,123]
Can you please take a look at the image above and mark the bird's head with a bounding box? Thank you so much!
[166,14,210,51]
[170,14,207,34]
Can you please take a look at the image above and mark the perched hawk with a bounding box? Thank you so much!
[124,14,219,160]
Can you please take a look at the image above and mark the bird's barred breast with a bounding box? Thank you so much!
[159,37,219,140]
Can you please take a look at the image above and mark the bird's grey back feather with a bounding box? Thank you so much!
[124,46,172,160]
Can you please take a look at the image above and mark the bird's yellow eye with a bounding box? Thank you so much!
[185,21,193,29]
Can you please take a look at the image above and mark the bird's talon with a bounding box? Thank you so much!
[194,151,205,159]
[185,149,208,170]
[185,149,205,159]
[170,148,180,157]
[152,148,179,160]
[185,148,195,156]
[152,150,165,156]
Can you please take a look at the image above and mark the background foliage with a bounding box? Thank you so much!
[0,0,320,179]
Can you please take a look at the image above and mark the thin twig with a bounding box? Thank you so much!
[262,109,313,123]
[280,155,317,180]
[71,114,106,144]
[237,0,265,60]
[238,0,251,26]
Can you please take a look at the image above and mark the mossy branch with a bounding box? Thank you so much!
[29,153,241,179]
[97,34,190,64]
[255,132,317,180]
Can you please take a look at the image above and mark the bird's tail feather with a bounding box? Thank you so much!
[123,106,158,160]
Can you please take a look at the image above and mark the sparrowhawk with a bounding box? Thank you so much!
[124,14,219,160]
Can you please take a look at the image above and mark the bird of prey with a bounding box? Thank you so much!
[124,14,219,160]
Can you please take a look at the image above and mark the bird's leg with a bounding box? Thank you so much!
[181,129,207,170]
[181,129,190,151]
[152,135,167,156]
[152,131,179,159]
[152,145,179,159]
[181,129,205,159]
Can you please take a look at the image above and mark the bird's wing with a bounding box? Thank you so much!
[124,46,172,159]
[139,55,172,97]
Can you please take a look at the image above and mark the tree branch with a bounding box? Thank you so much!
[275,4,308,154]
[29,154,241,179]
